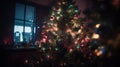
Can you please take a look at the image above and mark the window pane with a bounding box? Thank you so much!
[14,25,32,42]
[25,21,33,26]
[14,20,24,42]
[26,6,35,22]
[15,3,24,20]
[14,3,36,46]
[14,25,24,42]
[25,21,33,42]
[14,20,24,26]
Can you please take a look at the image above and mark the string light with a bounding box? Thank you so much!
[76,44,80,49]
[69,48,73,53]
[57,8,62,12]
[62,1,66,4]
[92,33,100,39]
[57,11,61,14]
[42,47,46,51]
[55,47,58,51]
[25,60,28,63]
[95,24,101,28]
[95,46,105,56]
[58,2,61,5]
[78,29,82,33]
[41,38,47,43]
[74,40,78,44]
[53,27,58,31]
[47,55,50,59]
[56,16,60,20]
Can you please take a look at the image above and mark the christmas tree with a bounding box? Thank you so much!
[37,0,107,65]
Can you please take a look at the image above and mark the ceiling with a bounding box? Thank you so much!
[27,0,53,6]
[27,0,90,18]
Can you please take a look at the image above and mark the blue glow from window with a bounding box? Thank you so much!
[14,25,31,33]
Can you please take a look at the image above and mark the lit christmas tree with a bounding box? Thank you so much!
[37,0,107,65]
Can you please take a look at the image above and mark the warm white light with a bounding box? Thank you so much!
[56,16,60,20]
[96,51,102,56]
[62,2,66,4]
[51,12,55,15]
[54,24,57,27]
[25,60,28,63]
[58,2,61,5]
[57,12,60,14]
[95,24,101,28]
[70,32,76,38]
[57,8,61,12]
[92,33,100,39]
[67,10,72,13]
[78,29,82,33]
[53,27,58,31]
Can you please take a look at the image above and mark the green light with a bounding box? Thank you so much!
[94,40,97,44]
[75,10,78,13]
[55,47,58,51]
[69,5,73,8]
[42,47,46,51]
[76,44,80,49]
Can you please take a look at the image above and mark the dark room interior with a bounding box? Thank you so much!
[0,0,120,67]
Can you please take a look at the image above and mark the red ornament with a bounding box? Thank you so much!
[74,14,79,19]
[50,16,55,20]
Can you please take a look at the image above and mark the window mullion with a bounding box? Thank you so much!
[23,0,26,42]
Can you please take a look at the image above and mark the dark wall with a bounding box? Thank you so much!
[36,6,51,40]
[92,0,120,33]
[0,0,15,45]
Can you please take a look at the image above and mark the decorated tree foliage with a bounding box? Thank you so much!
[38,0,106,61]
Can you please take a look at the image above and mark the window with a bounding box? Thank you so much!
[14,3,36,45]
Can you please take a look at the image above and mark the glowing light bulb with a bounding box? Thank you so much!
[92,33,100,39]
[42,25,46,28]
[66,29,71,32]
[56,16,60,20]
[42,47,46,51]
[62,2,66,4]
[69,49,73,53]
[96,51,102,56]
[57,12,60,14]
[58,2,61,5]
[81,39,85,43]
[53,27,58,31]
[74,40,78,44]
[37,26,40,29]
[42,38,47,43]
[47,55,50,59]
[95,24,101,28]
[55,48,58,51]
[85,36,90,42]
[25,60,28,63]
[76,44,80,49]
[57,8,61,12]
[44,35,48,38]
[48,39,52,43]
[78,29,82,33]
